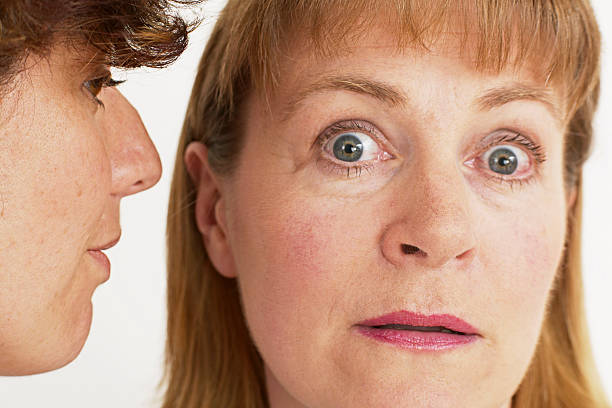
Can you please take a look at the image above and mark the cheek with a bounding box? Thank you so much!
[0,103,110,373]
[231,178,373,351]
[11,124,109,268]
[235,200,337,325]
[473,197,566,386]
[482,203,565,311]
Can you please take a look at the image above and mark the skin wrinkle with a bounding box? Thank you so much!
[0,190,5,217]
[282,74,563,125]
[281,75,407,121]
[0,43,161,375]
[192,21,571,407]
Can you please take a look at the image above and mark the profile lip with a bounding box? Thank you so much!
[356,310,479,336]
[88,235,121,252]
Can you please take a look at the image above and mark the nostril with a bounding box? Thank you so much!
[401,244,422,255]
[456,248,475,261]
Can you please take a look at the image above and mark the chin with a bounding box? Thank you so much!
[2,299,94,376]
[51,298,94,371]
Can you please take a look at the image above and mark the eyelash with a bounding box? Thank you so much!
[316,120,385,178]
[476,133,546,189]
[315,120,547,189]
[83,74,124,108]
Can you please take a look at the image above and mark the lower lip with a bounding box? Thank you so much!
[88,250,111,280]
[355,326,479,351]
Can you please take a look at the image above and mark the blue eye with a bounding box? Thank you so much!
[333,134,364,162]
[488,147,517,174]
[317,120,395,179]
[325,131,382,163]
[483,145,528,176]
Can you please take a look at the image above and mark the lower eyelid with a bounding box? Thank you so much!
[316,157,376,179]
[484,173,537,191]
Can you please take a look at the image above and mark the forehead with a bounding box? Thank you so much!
[44,40,104,71]
[0,42,104,117]
[267,26,564,125]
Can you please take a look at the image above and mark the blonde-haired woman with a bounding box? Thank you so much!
[164,0,608,407]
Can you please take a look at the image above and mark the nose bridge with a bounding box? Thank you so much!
[416,161,471,228]
[102,88,162,198]
[381,151,476,269]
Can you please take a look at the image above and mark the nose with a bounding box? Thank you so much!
[380,158,477,270]
[99,88,162,198]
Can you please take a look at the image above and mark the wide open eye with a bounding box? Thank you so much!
[325,132,381,163]
[483,145,529,176]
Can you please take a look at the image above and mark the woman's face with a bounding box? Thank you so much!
[0,44,161,375]
[195,29,569,408]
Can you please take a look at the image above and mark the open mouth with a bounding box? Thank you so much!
[370,324,466,335]
[355,311,479,350]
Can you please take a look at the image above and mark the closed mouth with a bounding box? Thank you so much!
[89,235,121,252]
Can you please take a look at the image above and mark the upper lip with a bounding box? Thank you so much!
[356,310,479,335]
[89,234,121,252]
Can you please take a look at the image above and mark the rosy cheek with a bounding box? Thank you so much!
[478,208,564,343]
[264,212,334,311]
[235,200,340,335]
[276,216,329,276]
[520,229,558,287]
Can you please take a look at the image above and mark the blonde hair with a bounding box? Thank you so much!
[163,1,606,407]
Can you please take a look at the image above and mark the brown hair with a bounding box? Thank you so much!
[0,0,203,88]
[164,1,607,407]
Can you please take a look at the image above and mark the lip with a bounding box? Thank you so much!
[87,249,111,281]
[89,235,121,252]
[87,234,120,280]
[355,311,480,351]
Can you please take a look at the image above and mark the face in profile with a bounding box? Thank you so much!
[0,44,161,375]
[188,26,570,407]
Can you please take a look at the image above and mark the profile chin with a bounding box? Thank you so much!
[32,301,93,375]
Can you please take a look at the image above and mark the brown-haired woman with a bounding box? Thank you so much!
[165,0,609,407]
[0,0,203,376]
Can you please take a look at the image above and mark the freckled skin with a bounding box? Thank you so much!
[0,45,161,375]
[201,28,568,408]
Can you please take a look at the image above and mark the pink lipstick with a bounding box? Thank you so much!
[355,311,480,351]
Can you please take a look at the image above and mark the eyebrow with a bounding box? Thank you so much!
[475,84,562,122]
[282,75,561,123]
[281,75,407,121]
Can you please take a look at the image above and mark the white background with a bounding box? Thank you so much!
[1,0,610,406]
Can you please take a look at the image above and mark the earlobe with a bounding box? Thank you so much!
[568,188,578,209]
[567,182,579,211]
[184,142,237,278]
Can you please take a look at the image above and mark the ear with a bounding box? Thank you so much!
[567,183,579,211]
[568,188,577,209]
[184,142,237,278]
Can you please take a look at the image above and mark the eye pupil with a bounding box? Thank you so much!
[333,134,363,162]
[489,148,517,175]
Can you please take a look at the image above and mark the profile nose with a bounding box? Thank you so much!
[100,88,162,198]
[380,161,477,270]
